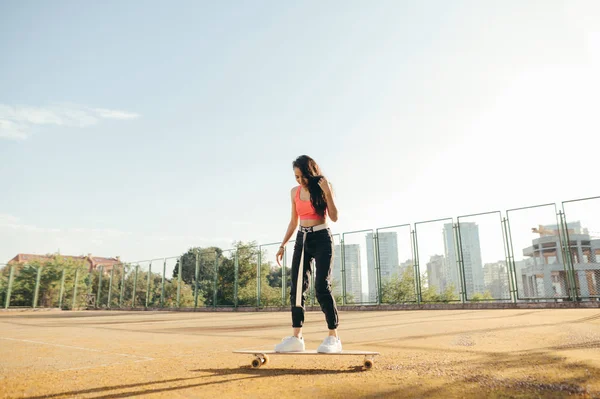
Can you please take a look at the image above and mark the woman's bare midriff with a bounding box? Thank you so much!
[299,218,327,228]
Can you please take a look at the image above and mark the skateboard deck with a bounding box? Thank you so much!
[233,349,379,370]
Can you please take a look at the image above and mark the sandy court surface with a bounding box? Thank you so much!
[1,308,600,398]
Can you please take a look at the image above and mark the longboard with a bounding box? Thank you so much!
[233,349,380,370]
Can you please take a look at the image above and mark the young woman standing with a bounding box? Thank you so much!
[275,155,341,353]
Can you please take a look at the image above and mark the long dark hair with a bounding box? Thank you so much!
[293,155,327,218]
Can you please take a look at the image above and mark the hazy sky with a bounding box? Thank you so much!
[1,0,599,269]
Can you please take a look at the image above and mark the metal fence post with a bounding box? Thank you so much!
[161,259,166,308]
[374,232,382,305]
[107,266,114,308]
[257,248,262,307]
[505,215,521,302]
[58,269,66,309]
[146,261,152,308]
[5,266,15,309]
[234,249,239,308]
[558,211,578,301]
[501,217,518,303]
[194,252,200,309]
[72,269,80,310]
[282,247,287,306]
[213,253,218,308]
[411,228,422,305]
[119,264,125,308]
[33,266,42,309]
[340,237,346,306]
[132,265,139,307]
[177,257,182,308]
[96,266,103,309]
[454,223,467,303]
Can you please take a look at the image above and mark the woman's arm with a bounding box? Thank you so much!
[276,188,299,266]
[319,178,338,222]
[280,187,299,246]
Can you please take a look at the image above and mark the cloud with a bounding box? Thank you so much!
[0,214,20,224]
[148,234,233,244]
[0,215,239,264]
[0,103,140,140]
[0,119,28,140]
[94,108,140,120]
[69,227,132,238]
[0,215,133,237]
[0,214,61,233]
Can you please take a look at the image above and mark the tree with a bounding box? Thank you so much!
[379,266,461,304]
[173,241,262,307]
[421,282,459,302]
[237,273,282,308]
[470,291,494,302]
[163,279,196,307]
[231,241,262,306]
[122,264,196,308]
[329,277,345,305]
[267,265,291,289]
[172,246,220,286]
[381,267,417,304]
[172,246,221,306]
[1,256,89,309]
[258,259,290,307]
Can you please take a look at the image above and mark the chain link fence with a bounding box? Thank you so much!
[3,196,600,309]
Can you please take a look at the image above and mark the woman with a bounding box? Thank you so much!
[274,155,341,353]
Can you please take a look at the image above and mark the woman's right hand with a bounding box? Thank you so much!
[276,246,285,267]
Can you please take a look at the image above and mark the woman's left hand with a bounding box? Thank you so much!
[318,176,331,196]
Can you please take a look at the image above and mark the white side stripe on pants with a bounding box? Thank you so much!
[295,230,308,307]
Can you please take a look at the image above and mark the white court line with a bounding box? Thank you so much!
[59,359,154,372]
[0,337,154,371]
[0,337,153,360]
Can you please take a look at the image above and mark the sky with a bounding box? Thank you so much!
[1,0,600,273]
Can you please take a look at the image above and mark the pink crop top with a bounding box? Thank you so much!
[295,186,326,220]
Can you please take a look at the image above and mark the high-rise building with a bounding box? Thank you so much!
[426,254,445,292]
[443,222,485,297]
[399,259,414,277]
[483,261,509,298]
[332,244,362,303]
[332,245,343,297]
[366,232,400,302]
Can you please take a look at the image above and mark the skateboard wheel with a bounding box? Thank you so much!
[364,359,374,370]
[251,358,262,368]
[262,355,269,365]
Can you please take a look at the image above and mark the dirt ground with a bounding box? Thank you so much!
[1,308,599,398]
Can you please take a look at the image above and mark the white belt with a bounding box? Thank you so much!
[298,223,328,233]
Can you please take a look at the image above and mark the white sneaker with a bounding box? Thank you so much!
[274,336,305,352]
[317,336,342,353]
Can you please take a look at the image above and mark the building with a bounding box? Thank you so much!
[366,232,400,302]
[332,244,362,303]
[8,253,122,273]
[399,259,414,277]
[518,222,600,298]
[332,245,343,297]
[443,222,485,297]
[426,254,445,292]
[483,261,509,298]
